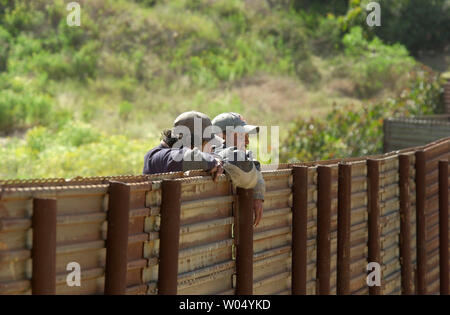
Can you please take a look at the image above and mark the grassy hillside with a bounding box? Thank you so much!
[0,0,443,178]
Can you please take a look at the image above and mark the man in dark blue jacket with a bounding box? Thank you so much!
[143,111,224,181]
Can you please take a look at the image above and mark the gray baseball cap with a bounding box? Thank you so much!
[172,111,223,146]
[211,112,259,134]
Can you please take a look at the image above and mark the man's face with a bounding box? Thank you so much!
[221,132,249,150]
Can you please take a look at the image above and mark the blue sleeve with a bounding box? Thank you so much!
[178,148,217,172]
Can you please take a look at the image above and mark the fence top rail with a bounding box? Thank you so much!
[1,138,449,191]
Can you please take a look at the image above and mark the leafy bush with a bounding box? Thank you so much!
[333,26,415,98]
[0,89,53,134]
[280,67,444,162]
[0,126,158,179]
[339,0,450,55]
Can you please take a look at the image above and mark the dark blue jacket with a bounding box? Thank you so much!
[143,144,217,175]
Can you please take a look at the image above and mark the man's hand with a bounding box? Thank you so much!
[209,159,224,183]
[253,199,263,227]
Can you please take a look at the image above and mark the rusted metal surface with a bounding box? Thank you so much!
[337,163,351,295]
[292,166,308,295]
[125,182,153,294]
[177,175,235,295]
[236,187,253,295]
[158,179,182,295]
[378,156,402,295]
[439,160,449,295]
[105,182,131,295]
[399,154,413,295]
[305,167,318,294]
[317,166,331,295]
[415,150,427,294]
[423,143,450,294]
[345,161,368,294]
[32,198,57,295]
[367,159,381,295]
[252,171,292,295]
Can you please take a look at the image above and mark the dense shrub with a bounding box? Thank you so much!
[0,125,158,179]
[339,0,450,55]
[280,67,444,162]
[333,26,415,98]
[0,89,53,134]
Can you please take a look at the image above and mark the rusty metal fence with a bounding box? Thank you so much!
[0,138,449,295]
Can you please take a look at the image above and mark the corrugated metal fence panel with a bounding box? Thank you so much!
[408,153,418,294]
[141,181,162,295]
[0,185,109,295]
[55,188,108,295]
[177,176,234,295]
[379,156,401,295]
[125,182,153,295]
[0,192,33,295]
[330,166,339,295]
[424,141,450,294]
[384,118,450,153]
[349,161,368,294]
[306,167,317,295]
[253,170,292,295]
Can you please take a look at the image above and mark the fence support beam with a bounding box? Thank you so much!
[367,159,381,295]
[337,163,351,295]
[236,187,254,295]
[32,198,57,295]
[439,160,449,295]
[415,151,427,294]
[292,166,308,295]
[317,166,331,295]
[105,181,131,295]
[158,179,182,295]
[399,154,413,295]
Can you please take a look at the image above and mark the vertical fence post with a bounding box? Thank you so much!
[317,165,331,295]
[337,163,351,295]
[32,198,57,295]
[292,166,308,295]
[158,179,182,295]
[439,160,449,295]
[415,151,427,295]
[236,187,254,295]
[399,154,413,295]
[105,181,131,295]
[367,159,381,295]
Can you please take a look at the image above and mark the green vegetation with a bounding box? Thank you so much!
[340,0,450,55]
[0,0,447,179]
[281,68,445,162]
